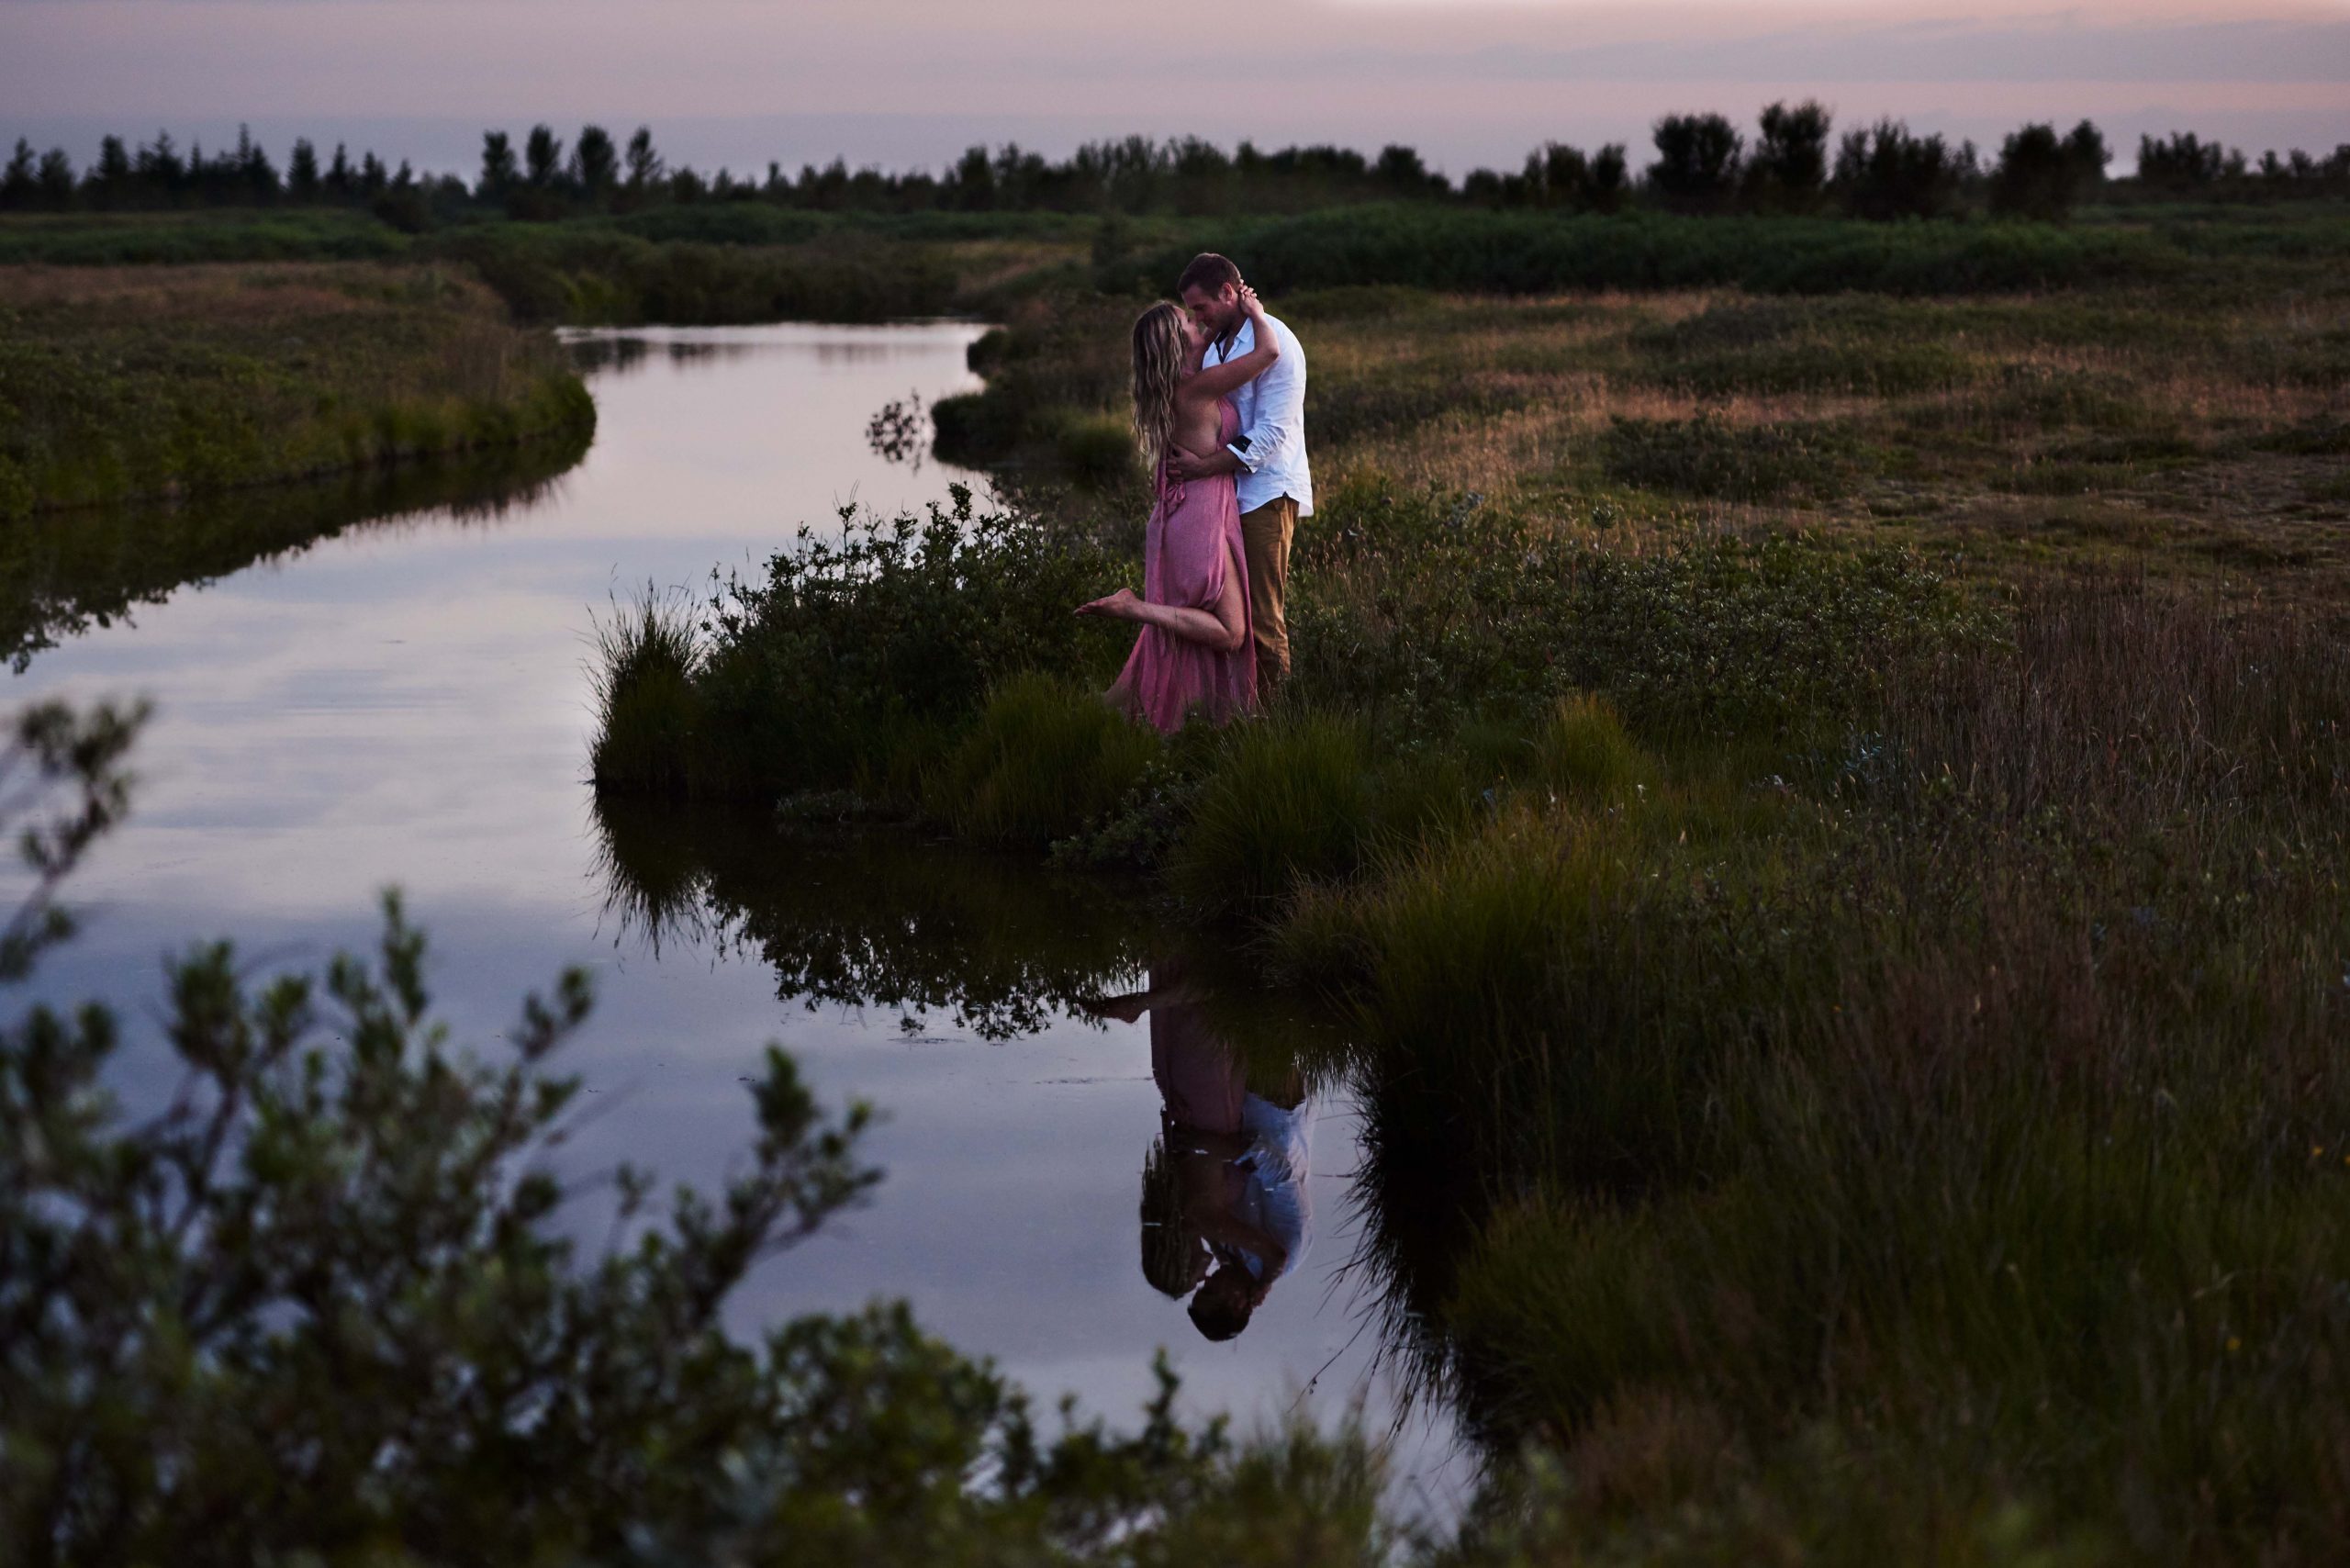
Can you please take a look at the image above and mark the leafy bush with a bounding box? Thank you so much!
[1832,119,1974,221]
[591,487,1131,800]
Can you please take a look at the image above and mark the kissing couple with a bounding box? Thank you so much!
[1076,252,1312,734]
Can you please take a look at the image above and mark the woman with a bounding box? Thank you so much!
[1076,284,1281,734]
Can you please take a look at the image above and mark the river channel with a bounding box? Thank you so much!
[8,322,1470,1512]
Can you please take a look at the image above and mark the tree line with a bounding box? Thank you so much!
[6,111,2347,227]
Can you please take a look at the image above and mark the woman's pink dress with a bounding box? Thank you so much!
[1110,398,1257,734]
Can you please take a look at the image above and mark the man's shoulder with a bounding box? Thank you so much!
[1263,312,1305,359]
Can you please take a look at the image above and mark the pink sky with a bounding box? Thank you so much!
[5,0,2345,175]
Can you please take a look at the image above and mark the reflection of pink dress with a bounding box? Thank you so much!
[1110,399,1257,734]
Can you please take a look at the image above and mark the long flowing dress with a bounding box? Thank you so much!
[1109,398,1257,734]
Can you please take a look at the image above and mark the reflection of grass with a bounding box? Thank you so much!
[0,423,590,671]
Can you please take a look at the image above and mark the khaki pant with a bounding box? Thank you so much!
[1239,496,1298,694]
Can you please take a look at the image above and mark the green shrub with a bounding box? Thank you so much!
[594,487,1132,800]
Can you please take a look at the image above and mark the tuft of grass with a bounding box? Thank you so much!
[1169,712,1373,915]
[588,588,704,798]
[925,674,1161,846]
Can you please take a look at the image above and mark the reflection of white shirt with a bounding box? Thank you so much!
[1232,1093,1314,1282]
[1203,314,1314,517]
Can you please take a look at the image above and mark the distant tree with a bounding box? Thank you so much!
[622,127,664,192]
[1648,113,1743,212]
[1588,143,1629,212]
[0,141,36,210]
[523,124,564,189]
[2137,131,2230,192]
[477,130,519,200]
[1746,100,1831,212]
[286,139,320,202]
[326,142,354,200]
[1528,141,1589,208]
[1833,118,1969,219]
[234,125,279,203]
[2062,121,2110,195]
[134,131,185,203]
[1374,143,1440,198]
[35,148,75,210]
[670,165,708,205]
[570,124,619,205]
[87,136,132,209]
[1461,167,1506,207]
[359,151,388,196]
[1989,122,2096,220]
[950,144,995,210]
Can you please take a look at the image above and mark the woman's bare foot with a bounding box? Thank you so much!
[1075,588,1144,622]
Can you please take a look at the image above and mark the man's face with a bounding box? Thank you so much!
[1181,283,1241,340]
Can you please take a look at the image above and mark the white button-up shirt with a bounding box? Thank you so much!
[1203,312,1313,517]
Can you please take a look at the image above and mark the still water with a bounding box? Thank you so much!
[10,323,1465,1511]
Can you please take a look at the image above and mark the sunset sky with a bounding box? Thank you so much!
[6,0,2346,178]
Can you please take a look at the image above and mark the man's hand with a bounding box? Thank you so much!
[1167,445,1246,483]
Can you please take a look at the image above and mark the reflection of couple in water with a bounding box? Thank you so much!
[1085,954,1312,1342]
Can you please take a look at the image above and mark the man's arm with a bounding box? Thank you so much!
[1169,445,1246,481]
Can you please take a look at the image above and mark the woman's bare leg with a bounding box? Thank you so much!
[1077,584,1245,652]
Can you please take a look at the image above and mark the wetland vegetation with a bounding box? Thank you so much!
[6,108,2350,1562]
[0,263,592,516]
[587,196,2350,1559]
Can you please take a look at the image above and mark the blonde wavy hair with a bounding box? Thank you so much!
[1130,301,1186,472]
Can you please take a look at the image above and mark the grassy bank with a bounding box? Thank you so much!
[588,198,2350,1556]
[0,208,1090,328]
[0,263,595,517]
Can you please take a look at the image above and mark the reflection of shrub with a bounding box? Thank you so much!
[1601,414,1852,501]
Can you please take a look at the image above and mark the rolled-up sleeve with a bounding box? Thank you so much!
[1231,323,1305,475]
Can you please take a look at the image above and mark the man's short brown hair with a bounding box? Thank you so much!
[1177,252,1242,297]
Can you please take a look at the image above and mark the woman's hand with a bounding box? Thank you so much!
[1075,588,1143,621]
[1238,283,1265,322]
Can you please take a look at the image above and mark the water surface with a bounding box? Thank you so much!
[9,322,1466,1512]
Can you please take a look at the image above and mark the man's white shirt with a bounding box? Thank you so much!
[1203,313,1313,517]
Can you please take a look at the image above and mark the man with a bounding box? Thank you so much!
[1168,253,1310,698]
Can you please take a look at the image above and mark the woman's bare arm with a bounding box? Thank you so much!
[1184,286,1280,401]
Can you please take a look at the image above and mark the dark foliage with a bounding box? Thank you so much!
[1832,119,1975,220]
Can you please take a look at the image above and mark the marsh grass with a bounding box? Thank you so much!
[588,588,704,799]
[925,674,1159,845]
[0,263,593,516]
